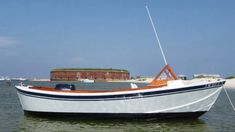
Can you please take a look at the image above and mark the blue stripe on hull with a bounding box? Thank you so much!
[16,81,225,101]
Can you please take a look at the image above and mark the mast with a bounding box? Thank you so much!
[146,5,178,85]
[145,5,168,65]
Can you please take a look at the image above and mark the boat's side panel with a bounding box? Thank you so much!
[16,85,222,114]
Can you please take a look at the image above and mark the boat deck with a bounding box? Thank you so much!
[29,84,166,93]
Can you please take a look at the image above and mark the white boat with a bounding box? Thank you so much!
[14,6,226,119]
[79,79,95,83]
[11,77,27,81]
[0,76,5,81]
[0,76,11,81]
[15,65,225,118]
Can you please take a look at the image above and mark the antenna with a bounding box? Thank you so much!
[145,5,168,65]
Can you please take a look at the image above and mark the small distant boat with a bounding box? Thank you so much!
[79,79,95,83]
[0,76,10,81]
[0,76,5,81]
[11,77,27,81]
[14,6,226,119]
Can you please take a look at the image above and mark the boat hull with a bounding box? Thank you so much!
[16,81,224,118]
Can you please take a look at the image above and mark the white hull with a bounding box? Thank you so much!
[79,79,95,83]
[15,80,225,118]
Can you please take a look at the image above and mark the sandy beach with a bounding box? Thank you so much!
[224,79,235,89]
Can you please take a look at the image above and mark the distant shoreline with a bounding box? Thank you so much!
[30,79,50,82]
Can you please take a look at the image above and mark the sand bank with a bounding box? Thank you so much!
[224,79,235,89]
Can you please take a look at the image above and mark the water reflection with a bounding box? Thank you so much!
[15,114,209,132]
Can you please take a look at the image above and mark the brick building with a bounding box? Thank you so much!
[50,68,130,81]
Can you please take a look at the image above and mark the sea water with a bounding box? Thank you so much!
[0,81,235,132]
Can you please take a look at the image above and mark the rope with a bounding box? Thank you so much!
[223,87,235,111]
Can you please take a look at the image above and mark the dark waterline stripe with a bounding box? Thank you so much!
[24,110,207,119]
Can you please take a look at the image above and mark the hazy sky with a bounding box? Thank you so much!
[0,0,234,78]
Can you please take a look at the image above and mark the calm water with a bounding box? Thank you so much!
[0,81,235,132]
